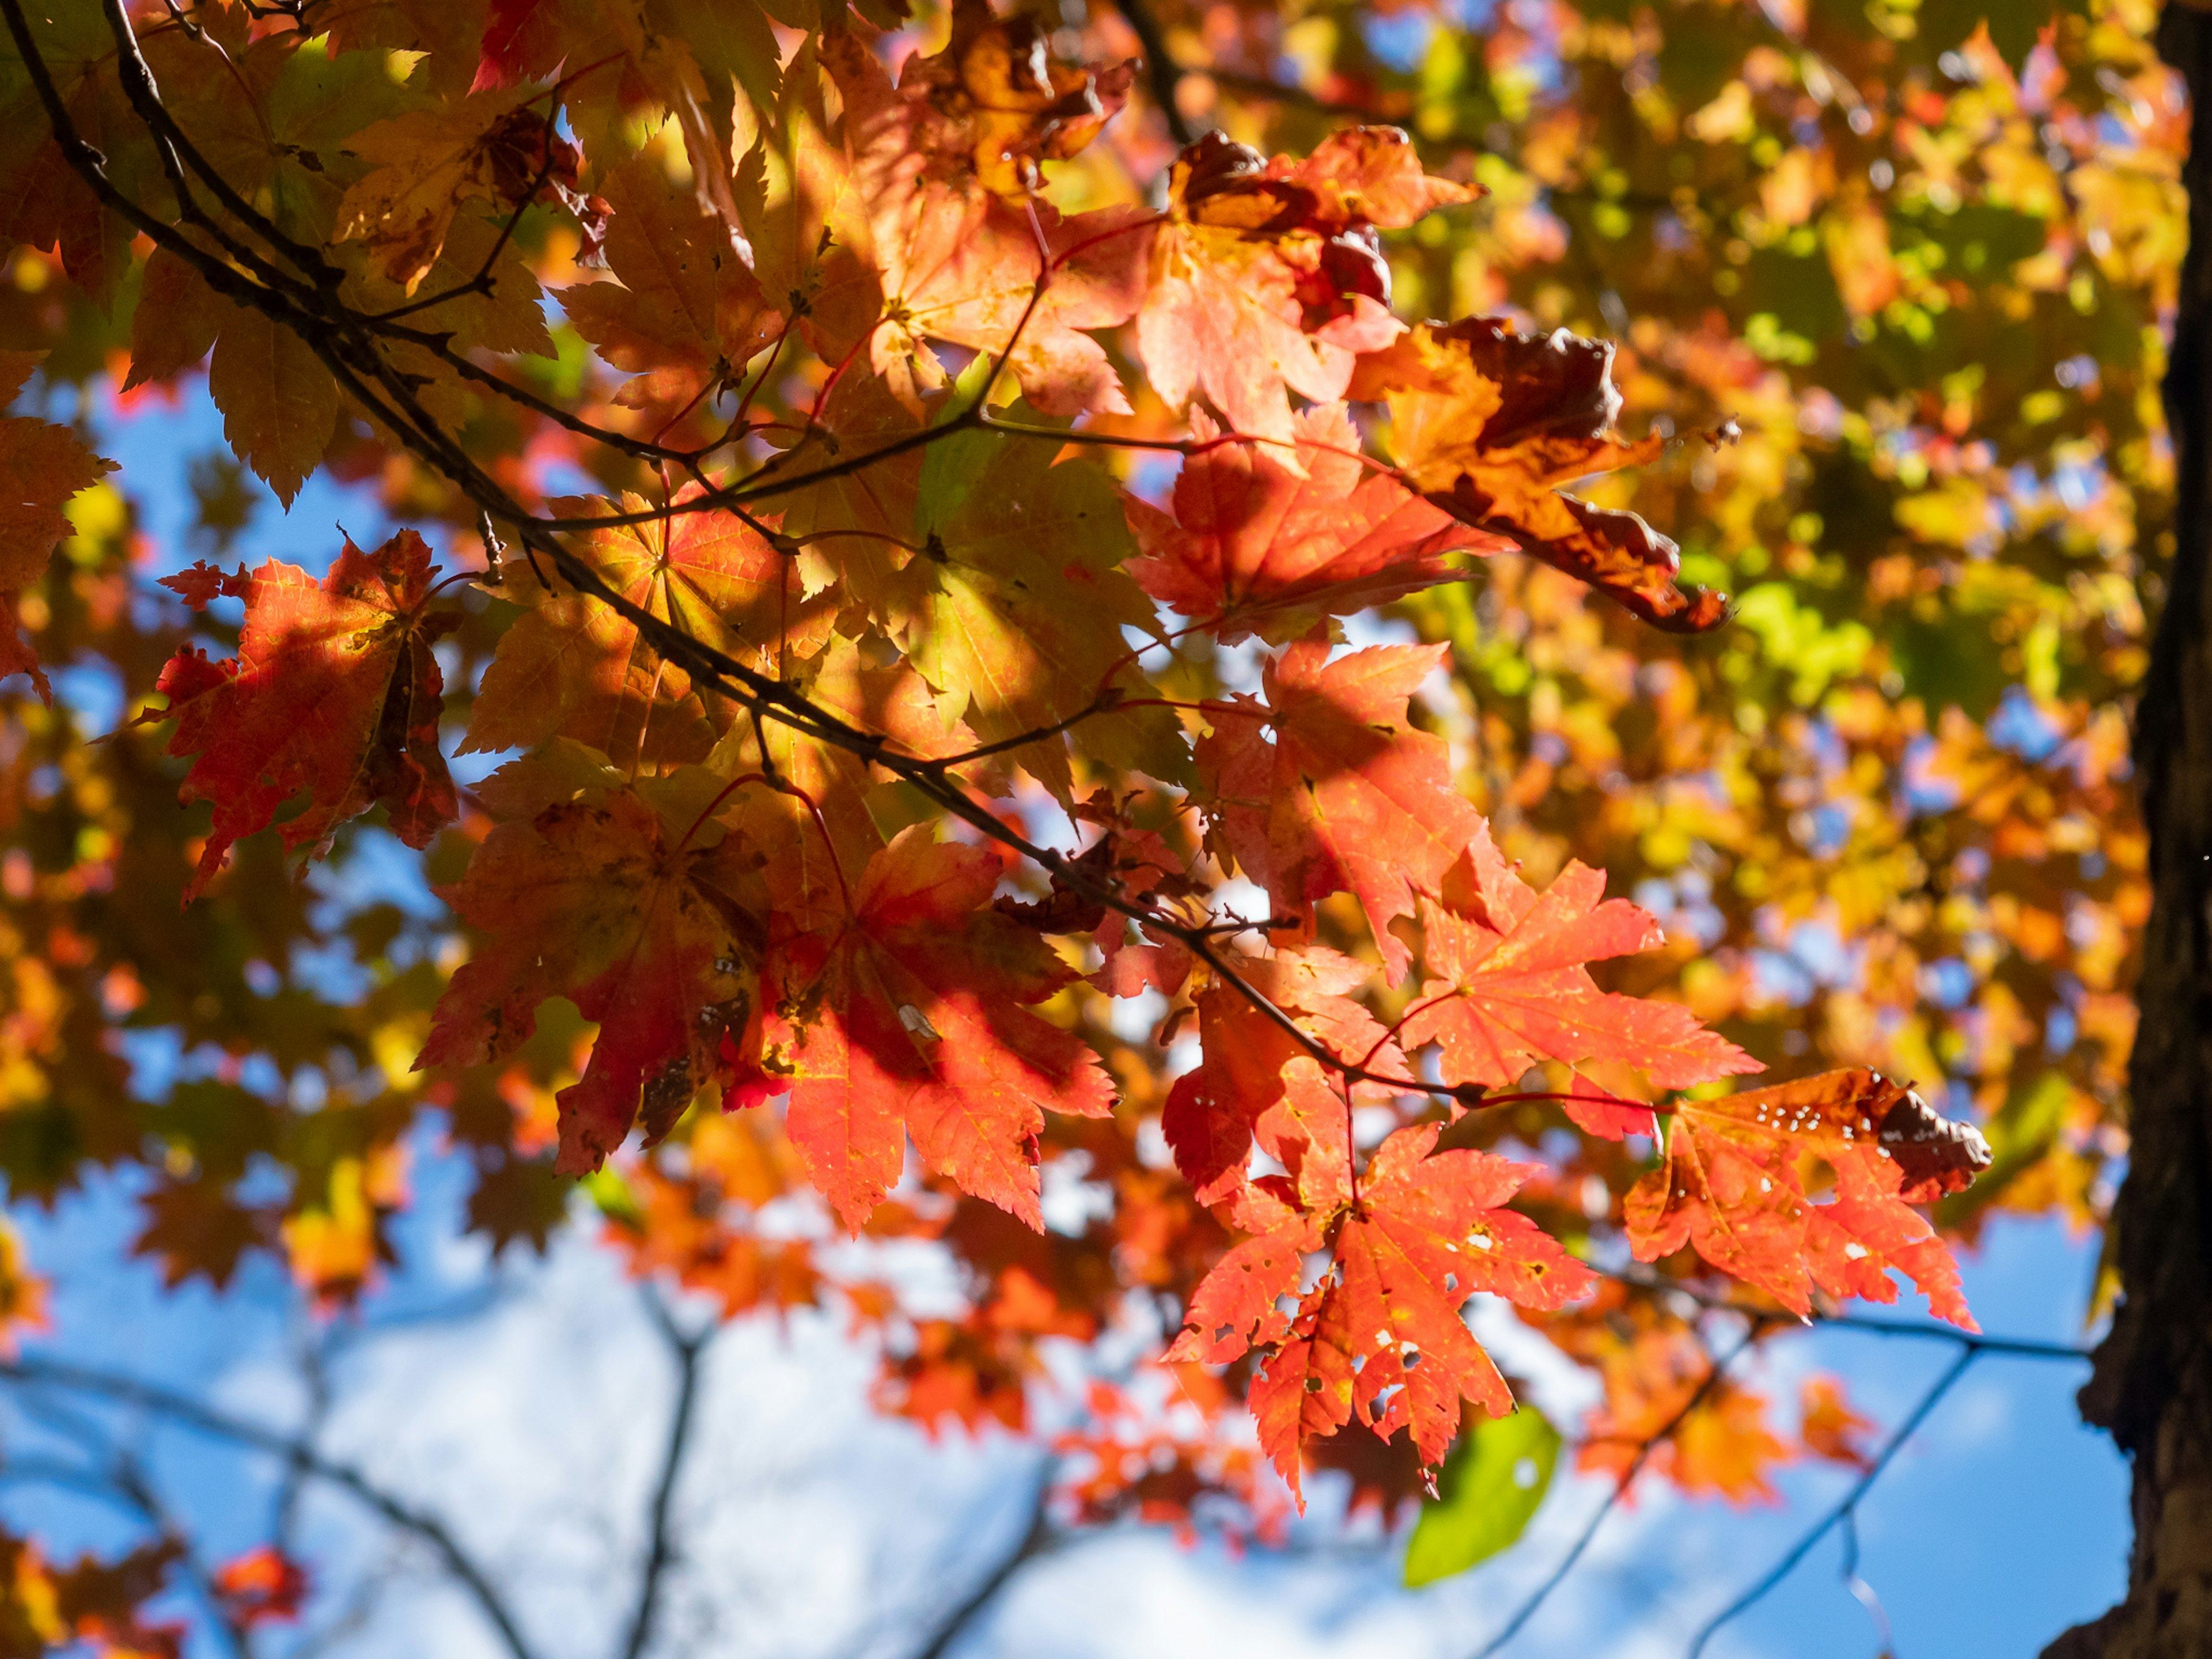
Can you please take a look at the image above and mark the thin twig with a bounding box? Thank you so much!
[908,1460,1061,1659]
[1467,1321,1768,1659]
[1101,0,1194,146]
[620,1289,713,1659]
[1683,1347,1977,1658]
[0,1354,540,1659]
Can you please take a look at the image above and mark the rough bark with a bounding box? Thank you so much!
[2047,7,2212,1656]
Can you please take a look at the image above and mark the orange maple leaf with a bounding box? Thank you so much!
[138,531,459,903]
[1625,1069,1991,1327]
[1173,1119,1593,1501]
[1124,403,1496,643]
[1401,830,1760,1090]
[557,153,776,414]
[464,484,824,766]
[1137,128,1474,452]
[210,1547,306,1628]
[1,349,115,702]
[823,27,1152,416]
[1198,641,1484,980]
[762,826,1116,1231]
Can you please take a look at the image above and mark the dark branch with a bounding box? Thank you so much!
[1101,0,1195,146]
[0,1354,540,1659]
[620,1290,713,1659]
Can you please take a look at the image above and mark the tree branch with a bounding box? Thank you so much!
[5,0,1571,1166]
[619,1290,712,1659]
[1467,1321,1768,1659]
[0,1354,540,1659]
[1100,0,1194,146]
[1684,1347,1978,1658]
[907,1461,1060,1659]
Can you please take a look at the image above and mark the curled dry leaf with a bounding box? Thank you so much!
[1363,319,1730,631]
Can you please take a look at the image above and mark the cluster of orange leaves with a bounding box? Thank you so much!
[0,0,2016,1518]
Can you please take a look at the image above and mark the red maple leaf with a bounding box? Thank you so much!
[1124,404,1497,643]
[419,758,769,1176]
[1198,641,1484,980]
[761,826,1116,1231]
[137,531,459,903]
[1172,1119,1593,1501]
[1161,949,1399,1202]
[1400,830,1759,1090]
[1624,1069,1991,1328]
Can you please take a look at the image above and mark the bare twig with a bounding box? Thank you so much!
[620,1289,714,1659]
[1467,1321,1768,1659]
[0,1354,540,1659]
[908,1460,1061,1659]
[1101,0,1195,146]
[1683,1347,1978,1658]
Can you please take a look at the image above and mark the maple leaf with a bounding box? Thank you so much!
[131,1178,280,1291]
[908,426,1184,797]
[1175,1121,1593,1501]
[1161,949,1397,1202]
[1137,129,1473,452]
[558,152,777,412]
[878,0,1135,197]
[334,89,591,292]
[465,486,823,767]
[205,304,339,508]
[0,350,115,701]
[1624,1069,1992,1328]
[761,825,1115,1230]
[1799,1374,1874,1468]
[1400,831,1759,1090]
[137,531,459,903]
[1198,641,1484,980]
[211,1548,308,1630]
[158,561,252,609]
[1124,404,1497,644]
[823,29,1151,416]
[419,756,770,1176]
[1361,319,1729,632]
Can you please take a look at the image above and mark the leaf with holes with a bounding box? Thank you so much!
[1625,1069,1991,1327]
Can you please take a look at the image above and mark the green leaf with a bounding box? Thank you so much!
[1403,1406,1560,1588]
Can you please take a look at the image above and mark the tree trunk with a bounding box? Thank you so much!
[2047,7,2212,1656]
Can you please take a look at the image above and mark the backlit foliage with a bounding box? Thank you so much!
[0,0,2162,1607]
